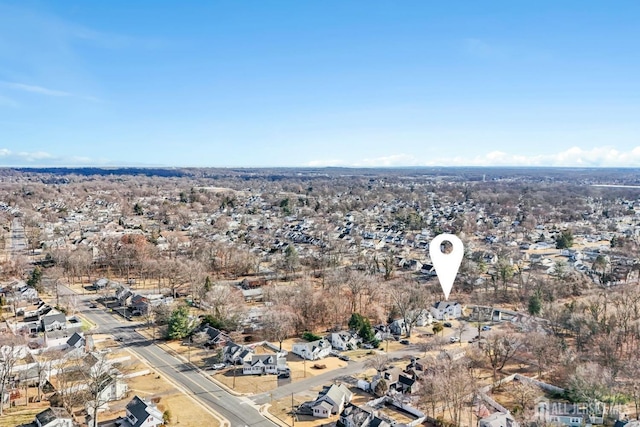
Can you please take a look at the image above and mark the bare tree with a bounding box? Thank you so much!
[482,331,523,382]
[202,284,245,328]
[192,330,210,349]
[364,353,389,374]
[511,380,542,423]
[455,322,469,346]
[262,308,297,351]
[526,332,562,378]
[83,353,122,427]
[389,280,429,337]
[0,336,23,415]
[440,358,476,426]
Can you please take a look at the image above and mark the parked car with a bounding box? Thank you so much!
[443,322,452,328]
[361,343,374,349]
[278,372,290,379]
[338,355,351,361]
[450,336,460,343]
[481,325,492,331]
[211,363,226,370]
[89,302,98,308]
[399,339,410,345]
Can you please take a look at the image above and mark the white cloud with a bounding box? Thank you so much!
[2,82,72,97]
[453,146,640,167]
[353,154,421,167]
[306,146,640,168]
[307,159,347,167]
[0,148,112,166]
[1,81,100,102]
[0,149,56,164]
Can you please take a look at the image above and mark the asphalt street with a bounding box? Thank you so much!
[10,218,27,257]
[62,285,276,427]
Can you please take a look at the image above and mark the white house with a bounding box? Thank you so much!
[330,332,358,351]
[96,374,129,403]
[312,400,334,418]
[222,341,253,365]
[35,407,73,427]
[242,353,287,375]
[430,301,463,321]
[120,395,163,427]
[413,310,434,326]
[41,313,67,332]
[292,339,332,361]
[311,383,353,416]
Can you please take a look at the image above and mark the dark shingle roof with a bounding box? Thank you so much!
[35,407,71,426]
[126,395,151,427]
[66,332,84,348]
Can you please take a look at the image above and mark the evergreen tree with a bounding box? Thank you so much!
[348,313,365,331]
[528,294,542,316]
[27,267,43,290]
[555,230,574,249]
[167,306,191,340]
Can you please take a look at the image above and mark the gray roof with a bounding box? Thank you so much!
[126,395,152,427]
[314,401,333,411]
[42,313,66,326]
[35,407,72,426]
[66,332,84,348]
[370,417,391,427]
[318,384,348,406]
[250,354,275,366]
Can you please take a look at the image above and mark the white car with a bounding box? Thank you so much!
[449,336,460,343]
[211,363,226,370]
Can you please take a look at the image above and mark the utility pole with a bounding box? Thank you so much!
[291,393,295,426]
[233,365,237,389]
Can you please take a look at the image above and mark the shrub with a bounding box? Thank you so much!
[302,331,322,341]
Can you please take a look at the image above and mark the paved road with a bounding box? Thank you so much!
[252,321,477,405]
[61,286,276,427]
[9,218,27,258]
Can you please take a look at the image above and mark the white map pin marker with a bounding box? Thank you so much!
[429,233,464,300]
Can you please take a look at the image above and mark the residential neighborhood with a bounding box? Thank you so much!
[1,167,640,427]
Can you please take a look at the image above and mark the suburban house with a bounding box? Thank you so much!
[330,332,359,351]
[222,342,253,365]
[338,403,390,427]
[388,319,406,336]
[199,325,229,347]
[130,294,174,315]
[241,288,264,303]
[66,332,85,351]
[430,301,463,320]
[370,367,420,395]
[41,313,67,332]
[119,395,164,427]
[95,373,129,404]
[115,285,133,306]
[34,407,73,427]
[535,400,607,427]
[413,310,434,327]
[312,401,334,418]
[479,412,518,427]
[242,352,287,375]
[311,383,353,417]
[292,339,332,361]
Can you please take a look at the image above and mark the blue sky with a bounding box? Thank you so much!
[1,1,640,167]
